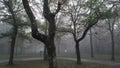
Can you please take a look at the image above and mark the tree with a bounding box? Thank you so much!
[105,16,118,61]
[0,0,30,65]
[58,0,118,64]
[92,0,119,60]
[59,0,98,64]
[3,0,18,65]
[22,0,66,68]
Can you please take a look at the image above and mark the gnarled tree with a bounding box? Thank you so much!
[22,0,66,68]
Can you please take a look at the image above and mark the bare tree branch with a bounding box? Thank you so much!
[78,18,99,42]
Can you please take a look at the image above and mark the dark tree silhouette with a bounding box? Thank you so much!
[3,0,18,65]
[22,0,65,68]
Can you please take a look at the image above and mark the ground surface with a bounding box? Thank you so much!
[0,60,116,68]
[0,54,120,68]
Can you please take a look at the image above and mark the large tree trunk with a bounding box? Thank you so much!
[22,0,61,68]
[47,16,57,68]
[47,45,57,68]
[75,41,81,64]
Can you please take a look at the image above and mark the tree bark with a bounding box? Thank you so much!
[75,41,81,64]
[43,0,58,67]
[47,45,57,68]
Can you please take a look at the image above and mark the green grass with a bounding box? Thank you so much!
[57,53,76,58]
[0,55,9,60]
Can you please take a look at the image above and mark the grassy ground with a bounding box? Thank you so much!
[0,60,115,68]
[0,54,42,60]
[1,53,120,62]
[57,53,120,61]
